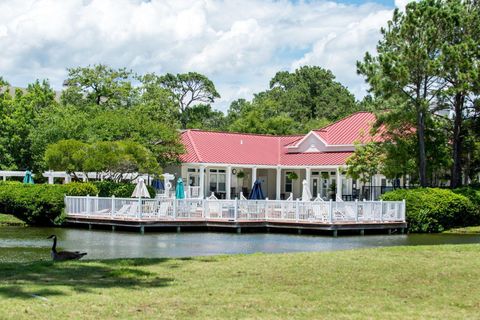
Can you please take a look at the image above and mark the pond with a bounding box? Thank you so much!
[1,226,480,263]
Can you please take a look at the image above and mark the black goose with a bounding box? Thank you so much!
[47,235,87,261]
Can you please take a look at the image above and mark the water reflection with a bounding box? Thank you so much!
[1,226,479,263]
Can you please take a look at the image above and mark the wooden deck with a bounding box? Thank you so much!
[64,196,407,236]
[65,215,407,236]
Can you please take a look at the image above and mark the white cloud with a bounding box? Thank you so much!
[0,0,396,111]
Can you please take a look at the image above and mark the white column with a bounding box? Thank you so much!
[252,167,257,187]
[306,167,311,191]
[47,171,54,184]
[199,165,205,199]
[226,166,232,200]
[336,167,342,201]
[276,167,281,200]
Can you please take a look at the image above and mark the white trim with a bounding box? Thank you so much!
[286,131,329,149]
[181,162,343,169]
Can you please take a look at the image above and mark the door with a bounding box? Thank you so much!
[311,177,319,198]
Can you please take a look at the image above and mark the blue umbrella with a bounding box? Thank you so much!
[152,179,164,190]
[248,180,265,200]
[23,170,34,184]
[175,178,185,199]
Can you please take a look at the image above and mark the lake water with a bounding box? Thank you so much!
[1,226,480,263]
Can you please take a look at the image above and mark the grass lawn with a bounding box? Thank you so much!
[444,226,480,234]
[0,213,26,226]
[0,244,479,319]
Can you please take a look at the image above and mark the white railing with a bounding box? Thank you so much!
[186,186,201,198]
[65,196,406,224]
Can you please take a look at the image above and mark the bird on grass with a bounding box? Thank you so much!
[47,235,87,261]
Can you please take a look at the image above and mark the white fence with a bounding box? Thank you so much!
[65,196,406,223]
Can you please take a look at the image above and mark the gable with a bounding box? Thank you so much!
[286,131,355,153]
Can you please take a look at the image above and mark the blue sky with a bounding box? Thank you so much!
[0,0,407,111]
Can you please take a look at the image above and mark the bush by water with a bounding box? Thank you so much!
[381,188,480,232]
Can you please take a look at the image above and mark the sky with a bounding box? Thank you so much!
[0,0,411,111]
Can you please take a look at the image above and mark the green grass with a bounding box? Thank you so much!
[0,213,26,226]
[444,226,480,234]
[1,245,479,319]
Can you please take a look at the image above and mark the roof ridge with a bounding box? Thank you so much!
[315,111,374,132]
[186,130,202,162]
[186,128,304,138]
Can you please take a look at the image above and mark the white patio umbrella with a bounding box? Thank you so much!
[301,179,312,201]
[131,178,151,198]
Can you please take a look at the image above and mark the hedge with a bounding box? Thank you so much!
[381,188,480,233]
[93,181,156,198]
[0,182,98,226]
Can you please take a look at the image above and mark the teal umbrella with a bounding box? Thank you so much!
[23,170,34,184]
[175,178,185,199]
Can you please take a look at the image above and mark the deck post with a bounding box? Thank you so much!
[295,199,300,222]
[173,199,177,220]
[333,229,338,237]
[236,227,241,234]
[111,195,116,216]
[355,199,359,222]
[140,225,145,234]
[234,198,238,221]
[380,200,383,222]
[202,199,207,219]
[86,195,91,217]
[177,226,181,233]
[138,197,143,219]
[112,225,115,232]
[329,199,333,223]
[360,229,364,236]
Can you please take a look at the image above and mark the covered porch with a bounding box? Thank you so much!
[174,164,360,201]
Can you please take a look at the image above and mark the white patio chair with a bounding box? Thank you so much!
[157,201,172,218]
[206,193,222,218]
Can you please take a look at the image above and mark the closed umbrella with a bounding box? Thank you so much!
[175,178,185,199]
[301,179,312,201]
[131,178,151,198]
[23,170,34,184]
[248,180,265,200]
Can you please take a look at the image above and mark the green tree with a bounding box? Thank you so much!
[357,0,446,187]
[224,66,354,135]
[183,104,227,130]
[158,72,220,128]
[45,140,161,182]
[346,142,385,198]
[269,66,359,122]
[0,80,57,171]
[437,0,480,187]
[44,139,88,179]
[62,64,137,108]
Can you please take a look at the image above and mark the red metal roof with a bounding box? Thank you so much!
[179,112,379,166]
[313,112,382,145]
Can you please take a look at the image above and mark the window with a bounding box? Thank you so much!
[285,172,293,193]
[209,169,226,192]
[187,168,199,186]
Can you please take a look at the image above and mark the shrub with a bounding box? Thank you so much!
[453,187,480,207]
[381,188,479,232]
[93,181,156,198]
[0,182,97,226]
[63,182,99,196]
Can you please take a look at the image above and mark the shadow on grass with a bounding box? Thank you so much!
[0,258,176,300]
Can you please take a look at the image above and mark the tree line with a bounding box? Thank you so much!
[354,0,480,188]
[0,64,359,176]
[0,0,478,187]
